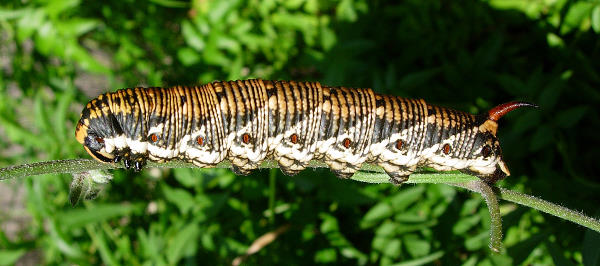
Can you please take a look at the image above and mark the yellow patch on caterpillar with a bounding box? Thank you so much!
[75,121,88,144]
[479,119,498,135]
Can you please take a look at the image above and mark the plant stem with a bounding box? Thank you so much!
[2,158,599,250]
[0,159,116,180]
[452,181,503,252]
[498,187,600,232]
[268,168,277,225]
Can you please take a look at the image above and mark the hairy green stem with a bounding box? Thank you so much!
[0,159,117,180]
[452,181,503,252]
[268,168,277,225]
[0,158,380,181]
[498,187,600,232]
[1,158,599,253]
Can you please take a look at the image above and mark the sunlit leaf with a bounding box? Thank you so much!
[336,0,358,22]
[177,47,201,66]
[403,234,430,258]
[592,6,600,33]
[161,183,196,214]
[314,248,337,263]
[561,2,594,34]
[0,249,25,266]
[182,20,205,51]
[361,202,393,228]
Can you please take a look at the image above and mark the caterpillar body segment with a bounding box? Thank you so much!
[75,79,534,184]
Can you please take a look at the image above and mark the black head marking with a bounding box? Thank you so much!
[84,134,105,151]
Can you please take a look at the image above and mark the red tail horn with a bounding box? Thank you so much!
[488,101,538,121]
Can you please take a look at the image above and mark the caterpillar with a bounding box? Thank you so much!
[75,79,535,184]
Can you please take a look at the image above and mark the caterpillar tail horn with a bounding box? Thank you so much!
[482,101,538,183]
[488,101,538,122]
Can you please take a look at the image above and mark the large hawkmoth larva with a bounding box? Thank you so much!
[75,79,535,184]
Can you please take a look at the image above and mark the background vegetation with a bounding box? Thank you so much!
[1,0,599,264]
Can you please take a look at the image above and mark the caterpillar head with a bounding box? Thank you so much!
[75,96,121,164]
[465,101,537,183]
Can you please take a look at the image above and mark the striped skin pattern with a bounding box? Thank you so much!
[75,79,534,184]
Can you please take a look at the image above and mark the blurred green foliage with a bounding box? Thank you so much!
[0,0,599,265]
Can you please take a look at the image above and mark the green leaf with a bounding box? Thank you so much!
[47,219,85,258]
[16,8,45,42]
[488,254,514,266]
[538,80,563,109]
[44,0,81,17]
[361,201,393,228]
[464,230,488,251]
[394,212,428,223]
[398,68,442,90]
[460,198,482,216]
[271,12,319,45]
[320,213,340,233]
[389,186,425,211]
[177,47,201,66]
[137,226,166,262]
[206,0,241,22]
[52,83,74,143]
[372,236,390,253]
[172,168,202,187]
[201,232,216,251]
[0,116,46,149]
[0,249,26,266]
[202,44,230,66]
[529,125,554,151]
[546,240,575,266]
[57,18,99,36]
[546,33,564,48]
[561,2,594,34]
[305,0,318,14]
[392,251,444,266]
[512,111,542,135]
[161,184,196,214]
[320,23,337,50]
[86,225,117,265]
[150,0,189,8]
[34,93,55,140]
[555,106,588,128]
[395,220,437,235]
[182,20,205,51]
[336,0,358,22]
[452,215,481,235]
[69,172,88,206]
[69,170,112,205]
[592,5,600,33]
[375,221,398,237]
[69,45,111,74]
[314,248,337,263]
[0,8,30,20]
[58,203,143,229]
[166,223,200,264]
[339,246,367,263]
[583,229,600,266]
[403,234,430,258]
[382,238,402,258]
